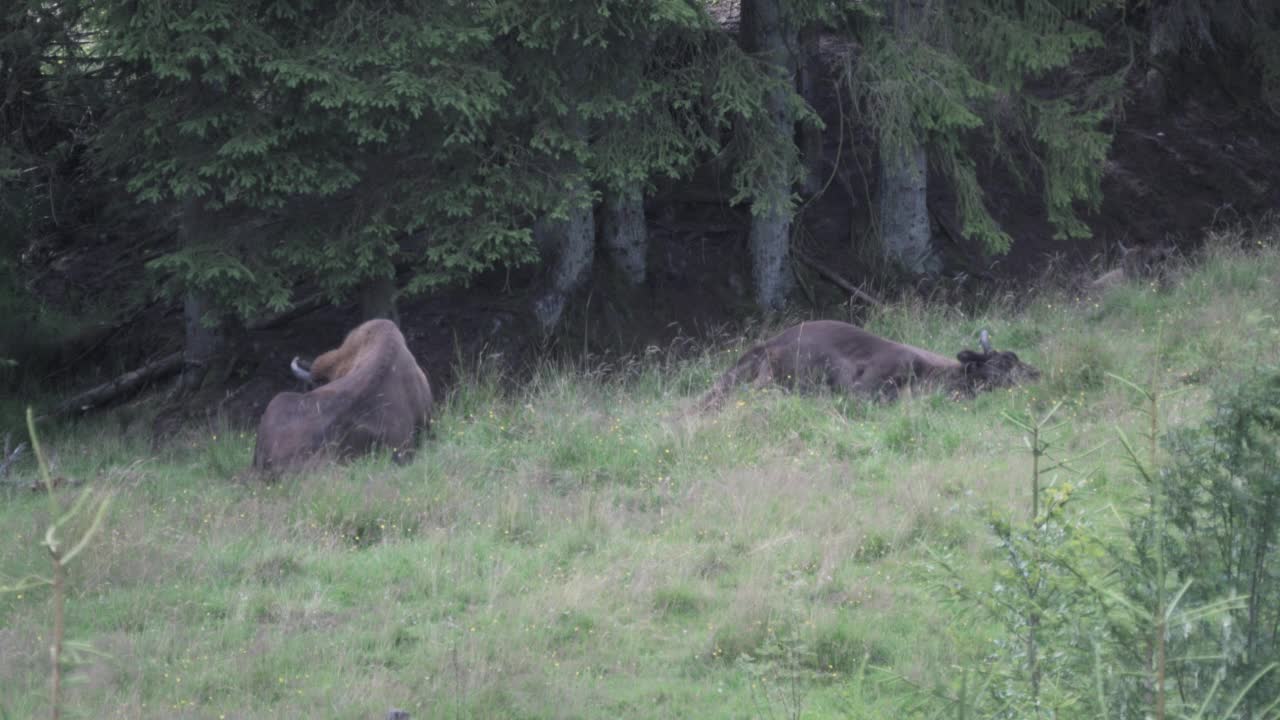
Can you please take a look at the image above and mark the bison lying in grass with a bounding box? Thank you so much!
[700,320,1039,409]
[253,319,433,474]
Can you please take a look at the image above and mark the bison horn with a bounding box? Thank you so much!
[979,329,993,354]
[290,356,313,383]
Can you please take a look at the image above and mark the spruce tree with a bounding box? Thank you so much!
[839,0,1122,260]
[719,0,833,311]
[876,2,936,274]
[93,0,772,337]
[483,0,778,329]
[94,0,533,326]
[1,0,108,369]
[740,0,800,310]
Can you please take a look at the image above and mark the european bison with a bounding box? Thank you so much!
[700,320,1039,409]
[252,319,433,474]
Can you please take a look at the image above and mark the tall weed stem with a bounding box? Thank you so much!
[22,408,112,720]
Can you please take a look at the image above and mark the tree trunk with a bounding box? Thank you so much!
[877,0,937,276]
[533,79,594,334]
[743,0,797,312]
[1141,4,1184,109]
[878,142,937,274]
[533,198,594,333]
[359,273,400,325]
[601,187,647,286]
[177,197,223,395]
[797,25,826,196]
[178,290,221,394]
[599,34,652,290]
[749,204,793,312]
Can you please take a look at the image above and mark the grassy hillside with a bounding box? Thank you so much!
[3,227,1279,719]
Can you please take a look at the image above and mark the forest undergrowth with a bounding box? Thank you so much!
[3,225,1280,719]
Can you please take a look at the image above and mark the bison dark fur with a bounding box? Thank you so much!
[700,320,1039,409]
[252,319,433,474]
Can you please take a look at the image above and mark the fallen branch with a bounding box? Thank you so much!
[40,300,165,381]
[46,352,183,420]
[793,249,885,308]
[44,296,329,421]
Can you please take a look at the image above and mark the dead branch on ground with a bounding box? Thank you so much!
[792,249,886,308]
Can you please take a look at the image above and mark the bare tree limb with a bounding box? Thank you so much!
[41,292,329,421]
[792,249,886,308]
[45,352,184,420]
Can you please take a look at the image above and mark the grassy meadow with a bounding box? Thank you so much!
[3,227,1280,719]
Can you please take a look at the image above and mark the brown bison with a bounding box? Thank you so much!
[252,319,433,474]
[700,320,1039,409]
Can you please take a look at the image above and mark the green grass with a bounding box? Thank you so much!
[3,227,1280,718]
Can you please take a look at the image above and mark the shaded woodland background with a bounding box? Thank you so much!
[2,0,1279,431]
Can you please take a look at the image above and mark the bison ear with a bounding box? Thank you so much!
[956,350,986,365]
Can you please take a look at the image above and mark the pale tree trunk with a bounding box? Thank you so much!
[878,143,936,274]
[878,0,937,276]
[533,57,596,334]
[177,196,223,395]
[601,187,647,286]
[743,0,797,312]
[533,98,594,333]
[359,273,400,325]
[750,195,794,312]
[532,199,594,333]
[599,35,651,289]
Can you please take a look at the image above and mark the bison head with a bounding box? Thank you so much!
[289,322,376,387]
[290,345,352,386]
[955,330,1040,393]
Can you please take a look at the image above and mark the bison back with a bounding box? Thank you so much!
[253,392,331,473]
